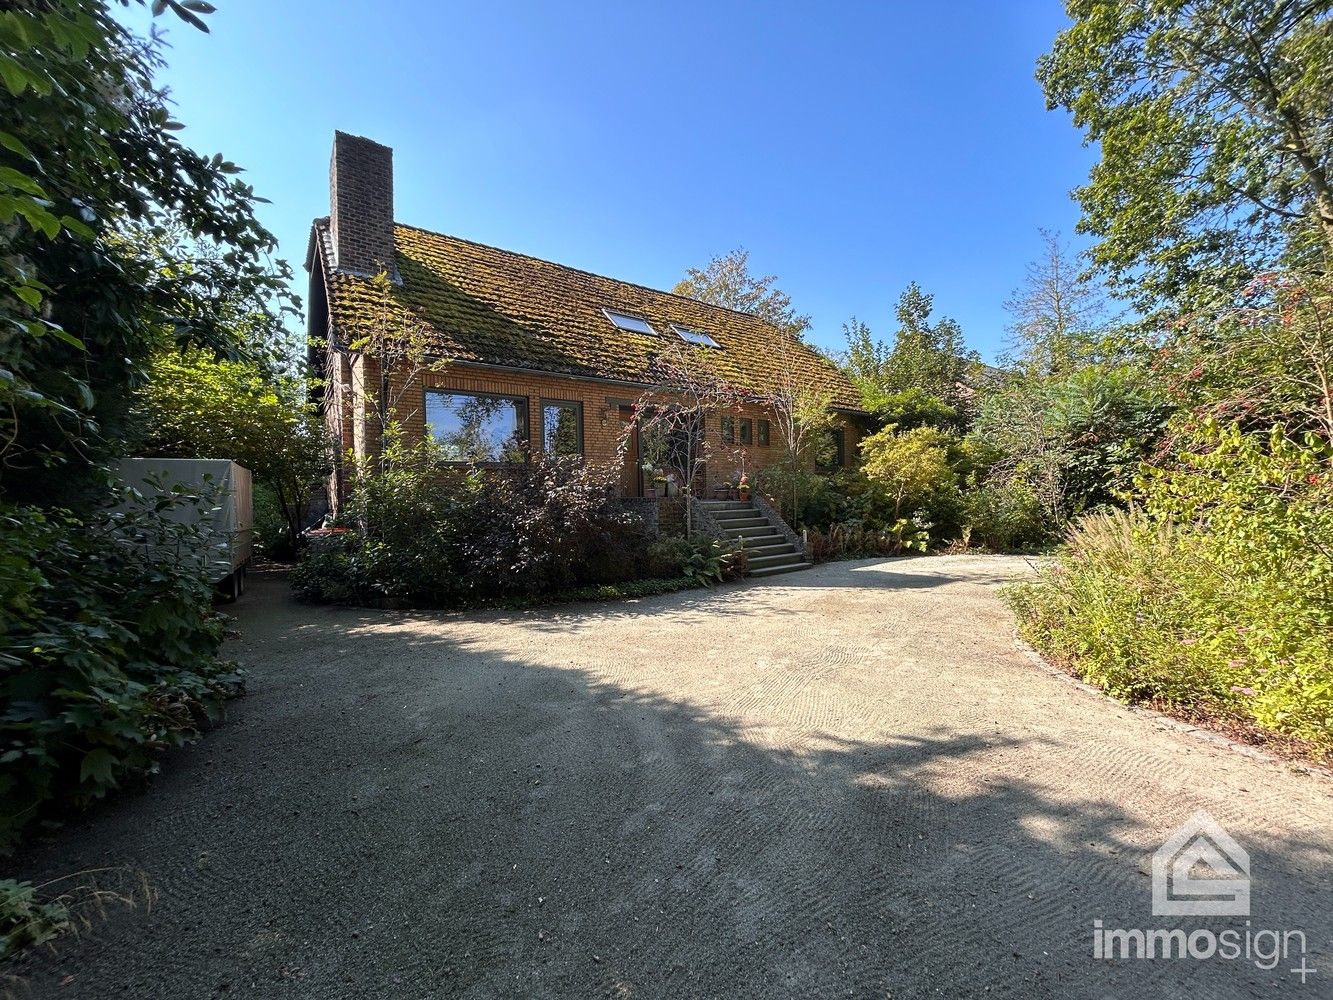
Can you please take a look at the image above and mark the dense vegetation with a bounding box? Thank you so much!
[291,433,742,607]
[1009,0,1333,755]
[0,0,297,862]
[742,1,1333,755]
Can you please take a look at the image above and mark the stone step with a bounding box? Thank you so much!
[700,501,752,512]
[724,525,781,540]
[746,550,808,570]
[745,541,796,557]
[748,560,814,578]
[737,531,783,547]
[714,516,767,530]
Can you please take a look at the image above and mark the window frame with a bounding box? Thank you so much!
[720,414,735,445]
[757,418,770,446]
[668,323,721,349]
[739,417,752,445]
[424,387,530,465]
[540,398,584,457]
[602,308,658,336]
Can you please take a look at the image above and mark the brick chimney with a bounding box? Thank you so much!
[329,131,397,279]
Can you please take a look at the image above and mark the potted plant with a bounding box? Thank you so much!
[738,473,750,501]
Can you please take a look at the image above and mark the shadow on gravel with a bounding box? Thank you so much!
[5,575,1330,1000]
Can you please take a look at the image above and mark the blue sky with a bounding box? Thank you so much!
[121,1,1094,362]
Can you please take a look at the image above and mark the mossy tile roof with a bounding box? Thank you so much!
[314,218,862,410]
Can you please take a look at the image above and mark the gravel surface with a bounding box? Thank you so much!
[8,555,1332,998]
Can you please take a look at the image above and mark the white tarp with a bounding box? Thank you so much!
[115,458,253,585]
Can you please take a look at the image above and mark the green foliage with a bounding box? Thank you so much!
[679,537,745,587]
[968,363,1168,525]
[132,350,330,547]
[0,488,242,852]
[643,535,744,586]
[806,519,931,562]
[1010,424,1333,752]
[861,425,960,519]
[0,1,296,504]
[1038,0,1333,311]
[959,477,1048,551]
[251,483,294,560]
[840,284,980,414]
[871,388,962,434]
[1,878,68,958]
[293,435,660,607]
[1166,272,1333,443]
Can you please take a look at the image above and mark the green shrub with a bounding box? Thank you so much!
[961,476,1050,550]
[252,482,297,561]
[294,435,663,607]
[861,425,959,519]
[0,490,242,851]
[0,879,68,958]
[1010,424,1333,753]
[806,518,930,562]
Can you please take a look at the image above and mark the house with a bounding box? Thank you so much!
[306,132,866,511]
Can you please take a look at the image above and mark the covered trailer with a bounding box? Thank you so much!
[116,458,254,600]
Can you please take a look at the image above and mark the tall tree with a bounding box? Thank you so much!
[840,315,890,405]
[884,282,978,404]
[673,249,811,339]
[1038,0,1333,312]
[0,0,295,506]
[1002,229,1107,375]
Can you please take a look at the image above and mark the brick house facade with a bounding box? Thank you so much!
[306,132,866,511]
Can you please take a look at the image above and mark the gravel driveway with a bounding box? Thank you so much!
[9,555,1332,998]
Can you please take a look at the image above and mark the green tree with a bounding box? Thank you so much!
[673,249,811,339]
[970,365,1168,526]
[838,285,979,419]
[1169,272,1333,444]
[133,351,331,546]
[0,0,295,506]
[860,425,958,519]
[885,282,979,405]
[1038,0,1333,311]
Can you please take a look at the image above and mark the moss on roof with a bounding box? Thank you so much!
[315,219,862,410]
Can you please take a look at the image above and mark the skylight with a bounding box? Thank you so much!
[670,323,721,349]
[602,309,657,336]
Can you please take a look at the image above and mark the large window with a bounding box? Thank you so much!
[425,390,528,463]
[542,399,583,456]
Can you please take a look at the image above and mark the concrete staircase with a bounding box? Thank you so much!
[699,500,812,578]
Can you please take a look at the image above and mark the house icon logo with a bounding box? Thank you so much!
[1152,810,1250,917]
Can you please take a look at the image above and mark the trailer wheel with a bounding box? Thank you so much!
[218,570,240,603]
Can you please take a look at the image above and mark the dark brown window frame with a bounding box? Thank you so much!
[720,414,735,445]
[757,418,770,446]
[739,417,753,445]
[424,387,531,465]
